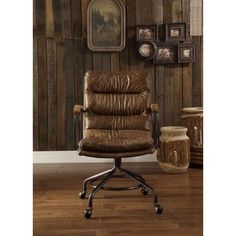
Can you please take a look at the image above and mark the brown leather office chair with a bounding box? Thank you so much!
[74,71,163,219]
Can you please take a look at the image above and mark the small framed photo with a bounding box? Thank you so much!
[136,25,158,41]
[137,41,156,60]
[154,44,177,64]
[178,44,195,63]
[165,23,186,42]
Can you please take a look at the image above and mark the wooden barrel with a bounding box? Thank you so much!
[181,107,203,165]
[157,126,190,173]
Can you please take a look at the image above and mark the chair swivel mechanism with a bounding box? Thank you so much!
[74,71,163,219]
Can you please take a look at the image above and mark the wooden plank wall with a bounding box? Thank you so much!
[33,0,203,151]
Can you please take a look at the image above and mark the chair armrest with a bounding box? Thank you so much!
[73,105,85,114]
[150,103,159,113]
[73,105,85,148]
[150,104,160,148]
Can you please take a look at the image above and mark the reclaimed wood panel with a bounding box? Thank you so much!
[182,63,193,107]
[111,53,120,71]
[182,0,193,108]
[35,0,45,36]
[33,38,39,150]
[62,0,72,38]
[137,0,156,103]
[65,40,75,149]
[200,36,203,106]
[163,0,174,126]
[155,65,165,127]
[56,41,67,149]
[127,0,138,70]
[164,65,174,125]
[52,0,62,37]
[173,65,183,125]
[33,0,203,150]
[172,0,183,125]
[75,38,85,105]
[152,0,164,126]
[102,53,111,71]
[75,38,85,147]
[47,39,57,150]
[192,36,201,107]
[92,53,103,70]
[81,0,90,38]
[37,37,48,150]
[190,0,203,36]
[71,0,82,37]
[45,0,54,38]
[33,0,37,35]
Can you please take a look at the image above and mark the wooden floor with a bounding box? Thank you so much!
[33,162,203,236]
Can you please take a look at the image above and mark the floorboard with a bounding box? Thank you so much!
[33,162,203,236]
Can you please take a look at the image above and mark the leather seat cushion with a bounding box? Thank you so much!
[79,129,154,153]
[78,148,155,158]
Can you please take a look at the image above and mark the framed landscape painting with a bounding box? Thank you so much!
[87,0,126,51]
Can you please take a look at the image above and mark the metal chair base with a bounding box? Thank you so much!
[79,158,163,219]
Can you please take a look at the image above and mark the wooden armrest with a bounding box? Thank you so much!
[73,105,85,114]
[150,103,159,113]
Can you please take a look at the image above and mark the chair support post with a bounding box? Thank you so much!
[80,158,163,218]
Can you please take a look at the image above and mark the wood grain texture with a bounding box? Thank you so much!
[182,64,193,107]
[155,65,165,127]
[127,0,138,70]
[111,53,120,71]
[35,0,45,36]
[182,0,191,41]
[33,0,203,150]
[173,65,183,125]
[65,40,75,149]
[56,41,66,149]
[190,0,203,36]
[33,38,39,150]
[192,37,201,107]
[34,162,203,236]
[182,0,193,107]
[163,0,174,126]
[102,53,111,71]
[45,0,54,38]
[172,0,183,125]
[71,0,82,37]
[47,39,57,150]
[37,37,48,150]
[52,0,62,37]
[81,0,90,38]
[152,0,164,126]
[33,0,37,35]
[152,0,163,23]
[62,0,72,38]
[164,65,174,125]
[75,38,84,105]
[200,36,203,106]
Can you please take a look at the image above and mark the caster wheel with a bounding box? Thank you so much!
[79,191,86,199]
[154,204,163,214]
[83,208,92,219]
[140,187,148,195]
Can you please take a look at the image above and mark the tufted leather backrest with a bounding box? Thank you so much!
[84,71,152,131]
